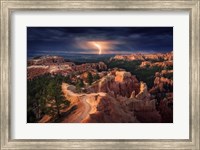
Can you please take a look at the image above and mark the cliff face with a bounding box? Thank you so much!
[28,56,65,66]
[139,61,173,68]
[82,94,138,123]
[87,71,140,98]
[135,82,151,100]
[108,52,173,123]
[27,56,107,80]
[112,54,145,61]
[84,70,161,123]
[72,61,107,72]
[111,51,173,62]
[149,70,173,122]
[150,71,173,94]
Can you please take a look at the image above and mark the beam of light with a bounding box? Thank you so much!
[93,42,102,55]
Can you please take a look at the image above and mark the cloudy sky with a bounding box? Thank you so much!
[27,27,173,56]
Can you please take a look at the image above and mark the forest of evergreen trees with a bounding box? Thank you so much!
[27,74,70,123]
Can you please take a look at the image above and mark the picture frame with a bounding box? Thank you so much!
[0,0,199,149]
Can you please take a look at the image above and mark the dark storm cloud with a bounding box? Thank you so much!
[27,27,173,56]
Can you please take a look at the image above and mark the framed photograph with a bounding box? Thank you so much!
[1,0,199,149]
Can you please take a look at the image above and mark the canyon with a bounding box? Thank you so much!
[27,52,173,123]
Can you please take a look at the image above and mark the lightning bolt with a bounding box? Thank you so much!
[93,42,102,55]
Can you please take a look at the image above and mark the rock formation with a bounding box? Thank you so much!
[149,71,173,123]
[83,94,138,123]
[139,60,173,69]
[28,53,172,123]
[85,70,161,123]
[28,56,65,66]
[135,82,151,100]
[87,71,140,98]
[111,51,173,62]
[27,56,107,79]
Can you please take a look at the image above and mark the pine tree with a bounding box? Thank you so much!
[76,79,84,92]
[47,78,70,118]
[87,72,93,85]
[93,74,100,81]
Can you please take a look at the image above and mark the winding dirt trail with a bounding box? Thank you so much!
[61,83,91,123]
[72,96,91,122]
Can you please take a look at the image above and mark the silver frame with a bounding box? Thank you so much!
[0,0,199,149]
